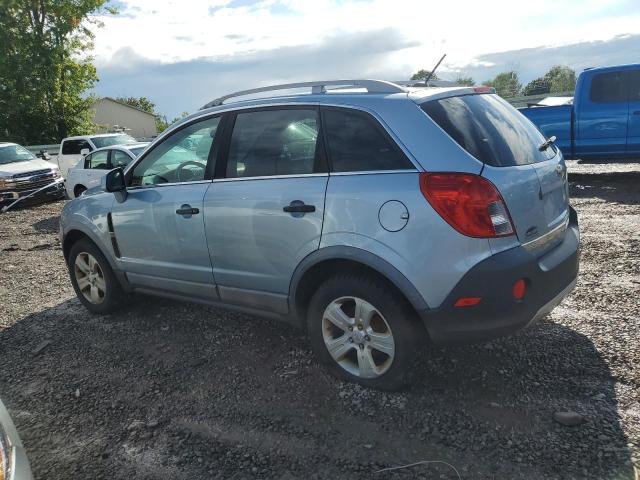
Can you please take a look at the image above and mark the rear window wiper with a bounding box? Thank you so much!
[538,135,557,152]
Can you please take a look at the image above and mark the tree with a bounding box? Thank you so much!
[116,96,169,133]
[522,66,576,96]
[411,69,440,82]
[0,0,114,144]
[484,71,521,98]
[455,75,475,86]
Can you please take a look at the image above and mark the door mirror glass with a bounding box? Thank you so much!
[80,148,90,157]
[104,168,126,192]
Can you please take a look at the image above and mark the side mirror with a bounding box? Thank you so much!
[80,148,90,157]
[103,168,126,193]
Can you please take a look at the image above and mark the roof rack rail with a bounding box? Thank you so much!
[201,79,406,109]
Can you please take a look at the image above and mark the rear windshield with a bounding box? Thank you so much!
[91,135,136,149]
[421,94,556,166]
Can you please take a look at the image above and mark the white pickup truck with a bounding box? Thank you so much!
[56,133,137,178]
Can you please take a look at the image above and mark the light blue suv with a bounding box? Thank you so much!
[60,80,580,389]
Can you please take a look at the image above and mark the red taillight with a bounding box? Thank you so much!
[419,172,514,238]
[512,279,527,300]
[473,86,496,94]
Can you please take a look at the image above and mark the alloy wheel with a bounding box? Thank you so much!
[74,252,106,304]
[321,296,395,378]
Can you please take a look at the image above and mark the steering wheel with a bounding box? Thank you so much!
[176,161,206,182]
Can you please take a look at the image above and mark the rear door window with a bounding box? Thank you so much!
[225,108,321,178]
[590,71,628,103]
[112,150,133,168]
[322,108,414,172]
[421,94,555,166]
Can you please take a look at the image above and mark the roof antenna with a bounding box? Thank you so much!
[423,53,446,86]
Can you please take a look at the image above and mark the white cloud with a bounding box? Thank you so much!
[91,0,640,116]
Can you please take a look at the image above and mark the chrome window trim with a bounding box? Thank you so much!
[329,169,418,176]
[211,173,328,183]
[127,179,213,191]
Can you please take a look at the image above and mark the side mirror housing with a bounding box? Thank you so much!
[80,148,90,157]
[102,168,126,193]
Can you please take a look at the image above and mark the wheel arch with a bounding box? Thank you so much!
[289,246,430,328]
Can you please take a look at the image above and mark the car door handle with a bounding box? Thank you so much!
[283,201,315,213]
[176,205,199,216]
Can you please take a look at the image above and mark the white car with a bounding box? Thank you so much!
[65,143,149,198]
[57,133,137,178]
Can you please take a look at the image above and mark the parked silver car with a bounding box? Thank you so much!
[0,399,33,480]
[59,80,580,389]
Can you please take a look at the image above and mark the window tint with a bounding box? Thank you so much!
[112,150,133,168]
[62,140,92,155]
[226,109,320,178]
[421,94,555,167]
[590,72,628,103]
[322,108,413,172]
[628,70,640,102]
[87,150,109,169]
[131,116,220,186]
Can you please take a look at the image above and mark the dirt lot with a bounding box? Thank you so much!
[0,162,638,479]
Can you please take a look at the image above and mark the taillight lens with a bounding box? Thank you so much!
[420,172,514,238]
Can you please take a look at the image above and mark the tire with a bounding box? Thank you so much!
[307,273,422,390]
[74,185,87,198]
[68,239,125,314]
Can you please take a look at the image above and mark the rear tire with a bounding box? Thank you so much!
[307,273,421,390]
[68,239,125,314]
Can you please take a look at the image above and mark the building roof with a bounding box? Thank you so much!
[93,97,158,117]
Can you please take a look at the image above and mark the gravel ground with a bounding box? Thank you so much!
[0,163,638,479]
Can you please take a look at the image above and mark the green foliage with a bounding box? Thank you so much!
[523,66,577,96]
[0,0,114,144]
[484,71,522,98]
[455,76,475,86]
[411,69,440,81]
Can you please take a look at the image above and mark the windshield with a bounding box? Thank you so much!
[0,144,36,165]
[91,135,136,149]
[422,94,556,166]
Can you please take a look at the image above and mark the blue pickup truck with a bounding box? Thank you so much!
[520,63,640,159]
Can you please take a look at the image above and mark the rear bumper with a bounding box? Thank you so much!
[423,207,580,345]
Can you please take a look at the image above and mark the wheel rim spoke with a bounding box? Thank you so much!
[95,276,106,294]
[77,276,91,290]
[357,347,378,378]
[325,335,353,361]
[90,285,100,303]
[324,302,353,332]
[367,332,394,355]
[75,255,90,274]
[355,298,376,328]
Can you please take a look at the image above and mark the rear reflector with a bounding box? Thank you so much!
[512,279,527,300]
[420,172,515,238]
[454,297,482,307]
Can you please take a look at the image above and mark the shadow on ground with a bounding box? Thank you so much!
[0,295,634,480]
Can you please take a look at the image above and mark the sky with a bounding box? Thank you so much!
[91,0,640,119]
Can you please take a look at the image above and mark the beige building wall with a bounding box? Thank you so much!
[91,98,157,139]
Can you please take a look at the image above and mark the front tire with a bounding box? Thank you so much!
[307,274,421,390]
[68,239,125,314]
